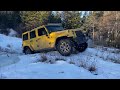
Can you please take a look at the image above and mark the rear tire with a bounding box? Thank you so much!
[56,39,73,56]
[24,47,33,54]
[75,42,88,52]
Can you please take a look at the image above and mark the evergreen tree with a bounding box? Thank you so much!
[55,11,62,23]
[0,11,21,29]
[0,11,21,35]
[48,11,61,23]
[20,11,51,30]
[62,11,81,29]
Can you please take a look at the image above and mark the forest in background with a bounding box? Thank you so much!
[0,11,120,49]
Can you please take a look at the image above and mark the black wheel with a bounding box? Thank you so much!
[56,39,73,56]
[76,42,88,52]
[24,47,33,54]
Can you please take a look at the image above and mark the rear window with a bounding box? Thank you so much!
[30,31,36,39]
[23,33,28,41]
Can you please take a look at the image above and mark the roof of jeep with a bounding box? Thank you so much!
[22,25,45,35]
[45,23,62,26]
[22,24,62,35]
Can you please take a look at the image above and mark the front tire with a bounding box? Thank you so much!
[56,39,73,56]
[24,47,33,54]
[76,42,88,52]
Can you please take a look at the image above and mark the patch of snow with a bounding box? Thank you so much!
[0,34,120,79]
[8,28,17,37]
[0,34,22,54]
[0,54,95,79]
[0,54,20,67]
[87,38,94,48]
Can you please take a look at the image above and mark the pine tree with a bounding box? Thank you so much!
[0,11,22,35]
[55,11,62,23]
[62,11,81,29]
[20,11,51,30]
[48,11,62,23]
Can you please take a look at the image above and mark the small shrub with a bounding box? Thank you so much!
[55,57,66,61]
[112,59,120,64]
[88,59,97,72]
[105,55,109,61]
[0,46,4,52]
[79,60,87,69]
[117,50,120,54]
[7,44,11,48]
[49,59,56,64]
[69,61,75,64]
[79,58,97,73]
[7,54,9,57]
[99,56,103,58]
[41,55,47,62]
[102,47,108,51]
[111,51,116,53]
[40,54,56,64]
[112,50,120,54]
[95,54,98,56]
[88,65,97,72]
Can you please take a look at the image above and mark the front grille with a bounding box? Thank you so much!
[75,31,85,37]
[74,31,87,44]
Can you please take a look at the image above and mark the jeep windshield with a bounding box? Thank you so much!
[46,25,64,33]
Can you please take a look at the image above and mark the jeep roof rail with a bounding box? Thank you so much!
[47,23,62,26]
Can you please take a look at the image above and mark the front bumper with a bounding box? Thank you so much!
[74,36,87,45]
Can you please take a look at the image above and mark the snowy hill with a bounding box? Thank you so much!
[0,34,22,54]
[0,34,120,79]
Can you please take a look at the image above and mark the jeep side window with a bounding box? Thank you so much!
[23,33,28,41]
[30,30,36,39]
[38,28,47,36]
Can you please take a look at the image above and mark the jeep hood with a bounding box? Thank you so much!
[50,28,82,36]
[68,28,81,32]
[52,28,81,33]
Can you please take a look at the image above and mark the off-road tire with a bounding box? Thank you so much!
[57,39,73,56]
[24,47,33,54]
[76,42,88,52]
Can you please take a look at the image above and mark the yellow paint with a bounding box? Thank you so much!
[22,25,79,51]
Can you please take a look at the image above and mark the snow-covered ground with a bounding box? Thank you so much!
[0,34,120,79]
[0,34,22,54]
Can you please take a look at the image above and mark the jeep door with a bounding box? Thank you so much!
[29,30,38,51]
[36,27,51,50]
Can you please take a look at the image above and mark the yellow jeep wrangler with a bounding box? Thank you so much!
[22,24,88,56]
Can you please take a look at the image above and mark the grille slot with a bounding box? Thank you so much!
[75,31,85,37]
